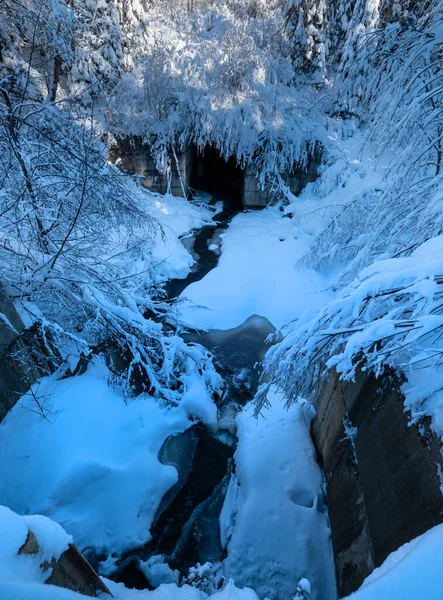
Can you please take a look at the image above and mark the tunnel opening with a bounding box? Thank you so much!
[191,146,244,214]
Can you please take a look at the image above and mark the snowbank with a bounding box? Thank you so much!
[344,524,443,600]
[177,207,330,330]
[221,390,336,600]
[0,360,217,559]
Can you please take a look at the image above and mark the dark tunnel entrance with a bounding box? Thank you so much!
[191,146,244,214]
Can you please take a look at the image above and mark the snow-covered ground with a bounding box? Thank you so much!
[176,129,380,332]
[177,206,331,330]
[0,360,217,560]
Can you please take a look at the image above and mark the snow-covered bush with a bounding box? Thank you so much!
[258,3,443,419]
[259,236,443,407]
[0,0,221,404]
[105,3,328,196]
[69,0,125,99]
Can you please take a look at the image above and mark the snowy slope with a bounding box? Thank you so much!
[343,524,443,600]
[0,360,217,559]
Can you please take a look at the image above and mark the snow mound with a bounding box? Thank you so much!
[344,523,443,600]
[221,390,336,600]
[0,360,217,558]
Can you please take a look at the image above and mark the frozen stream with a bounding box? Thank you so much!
[123,190,338,600]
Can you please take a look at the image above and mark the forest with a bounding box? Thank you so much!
[0,1,442,600]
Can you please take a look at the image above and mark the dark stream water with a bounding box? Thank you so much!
[164,192,241,300]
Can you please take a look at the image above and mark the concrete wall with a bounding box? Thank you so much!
[283,151,321,197]
[242,147,322,208]
[112,138,321,208]
[242,168,271,208]
[311,369,443,597]
[110,138,193,198]
[0,284,60,422]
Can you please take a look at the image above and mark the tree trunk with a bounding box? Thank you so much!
[49,56,62,103]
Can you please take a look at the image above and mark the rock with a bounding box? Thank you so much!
[19,530,40,555]
[19,529,112,597]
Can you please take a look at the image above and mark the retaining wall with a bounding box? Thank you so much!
[311,369,443,597]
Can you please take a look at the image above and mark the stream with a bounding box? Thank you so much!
[110,191,275,589]
[164,192,239,299]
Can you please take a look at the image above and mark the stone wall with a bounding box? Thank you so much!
[311,369,443,597]
[0,284,60,422]
[110,138,193,197]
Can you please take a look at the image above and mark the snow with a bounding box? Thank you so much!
[210,580,259,600]
[105,581,204,600]
[104,579,258,600]
[0,581,96,600]
[343,523,443,600]
[23,514,73,564]
[139,556,179,587]
[0,359,217,559]
[221,390,336,600]
[177,207,330,331]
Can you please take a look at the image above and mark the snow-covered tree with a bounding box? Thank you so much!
[106,1,326,197]
[258,1,443,416]
[0,0,79,101]
[284,0,328,79]
[0,0,221,403]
